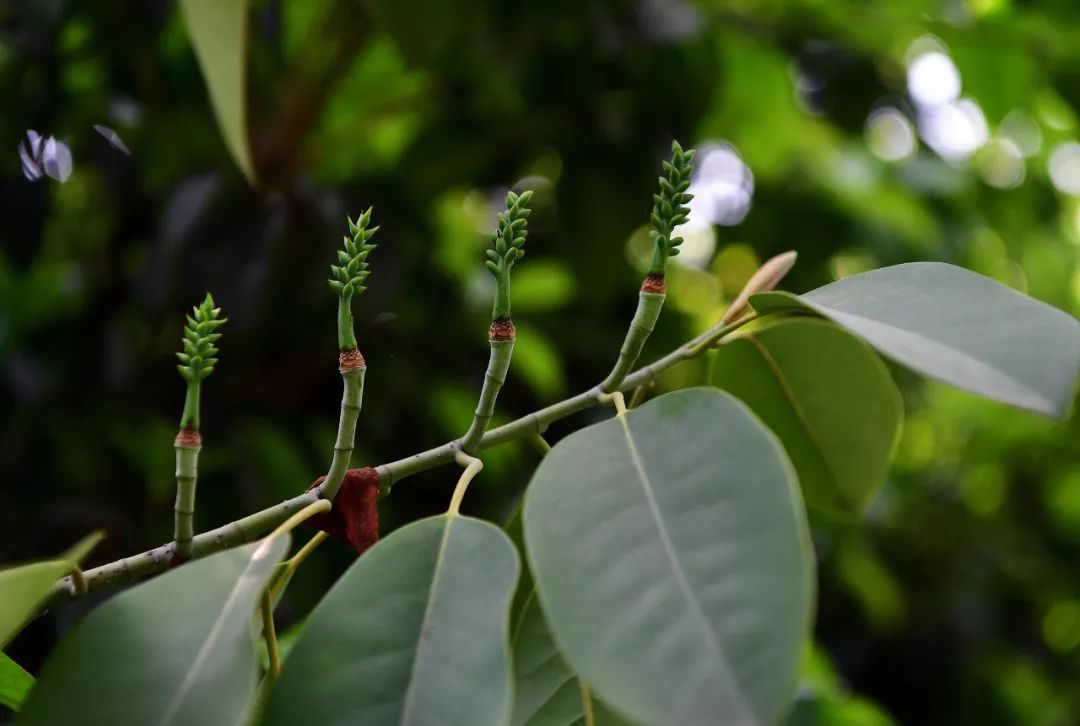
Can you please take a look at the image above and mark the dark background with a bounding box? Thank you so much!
[4,0,1080,723]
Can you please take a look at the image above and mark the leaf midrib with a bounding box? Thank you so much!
[159,540,277,726]
[743,333,843,495]
[807,304,1053,413]
[399,516,455,726]
[616,412,755,724]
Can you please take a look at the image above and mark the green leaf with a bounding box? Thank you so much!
[263,514,520,726]
[750,263,1080,419]
[506,506,631,726]
[20,537,289,725]
[178,0,256,184]
[524,388,814,726]
[0,652,33,712]
[710,319,902,512]
[511,591,634,726]
[0,531,103,648]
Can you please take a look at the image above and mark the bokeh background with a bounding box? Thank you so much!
[4,0,1080,723]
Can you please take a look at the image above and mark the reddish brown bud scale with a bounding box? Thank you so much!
[641,274,666,294]
[306,467,380,555]
[338,348,366,371]
[489,318,516,341]
[174,429,202,447]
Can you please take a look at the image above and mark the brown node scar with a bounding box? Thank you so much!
[641,274,666,294]
[338,348,366,371]
[306,467,380,555]
[489,318,516,341]
[174,429,202,447]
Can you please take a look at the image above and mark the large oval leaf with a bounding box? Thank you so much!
[0,531,102,648]
[524,388,814,726]
[179,0,256,183]
[750,262,1080,418]
[263,514,520,726]
[20,536,289,725]
[710,319,902,512]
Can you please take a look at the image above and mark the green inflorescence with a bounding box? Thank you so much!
[485,190,533,321]
[329,208,379,299]
[329,209,379,350]
[647,140,695,277]
[176,293,226,384]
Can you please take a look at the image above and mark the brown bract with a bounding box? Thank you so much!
[641,274,666,294]
[306,467,380,554]
[174,429,202,447]
[338,348,366,370]
[489,318,516,341]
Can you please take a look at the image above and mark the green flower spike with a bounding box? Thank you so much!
[485,190,533,322]
[176,293,226,430]
[647,140,695,277]
[329,208,379,351]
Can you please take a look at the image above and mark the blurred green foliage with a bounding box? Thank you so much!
[3,0,1080,723]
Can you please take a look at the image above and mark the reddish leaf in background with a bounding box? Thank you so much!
[306,467,379,554]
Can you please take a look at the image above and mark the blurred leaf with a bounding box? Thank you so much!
[835,541,906,631]
[263,514,520,726]
[178,0,256,183]
[710,319,902,512]
[524,388,813,726]
[243,421,313,501]
[511,261,577,312]
[0,531,103,648]
[751,263,1080,418]
[702,30,802,178]
[0,652,33,712]
[20,537,289,725]
[512,322,566,400]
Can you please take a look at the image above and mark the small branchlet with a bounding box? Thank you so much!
[485,190,533,324]
[329,208,379,352]
[176,293,226,430]
[173,293,224,560]
[646,141,695,280]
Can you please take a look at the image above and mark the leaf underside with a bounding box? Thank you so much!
[263,514,520,726]
[750,262,1080,419]
[524,388,814,726]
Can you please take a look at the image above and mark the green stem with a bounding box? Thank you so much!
[648,244,667,277]
[493,269,512,321]
[43,312,762,609]
[180,380,201,430]
[262,591,281,678]
[600,291,666,392]
[319,366,365,500]
[461,338,514,454]
[337,296,357,350]
[173,438,201,560]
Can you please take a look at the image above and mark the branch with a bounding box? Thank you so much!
[173,294,225,561]
[321,212,378,500]
[461,190,532,454]
[43,311,762,609]
[600,141,695,393]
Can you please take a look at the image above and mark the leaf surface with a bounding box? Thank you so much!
[751,262,1080,418]
[263,514,520,726]
[20,537,288,726]
[711,319,902,511]
[524,388,814,726]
